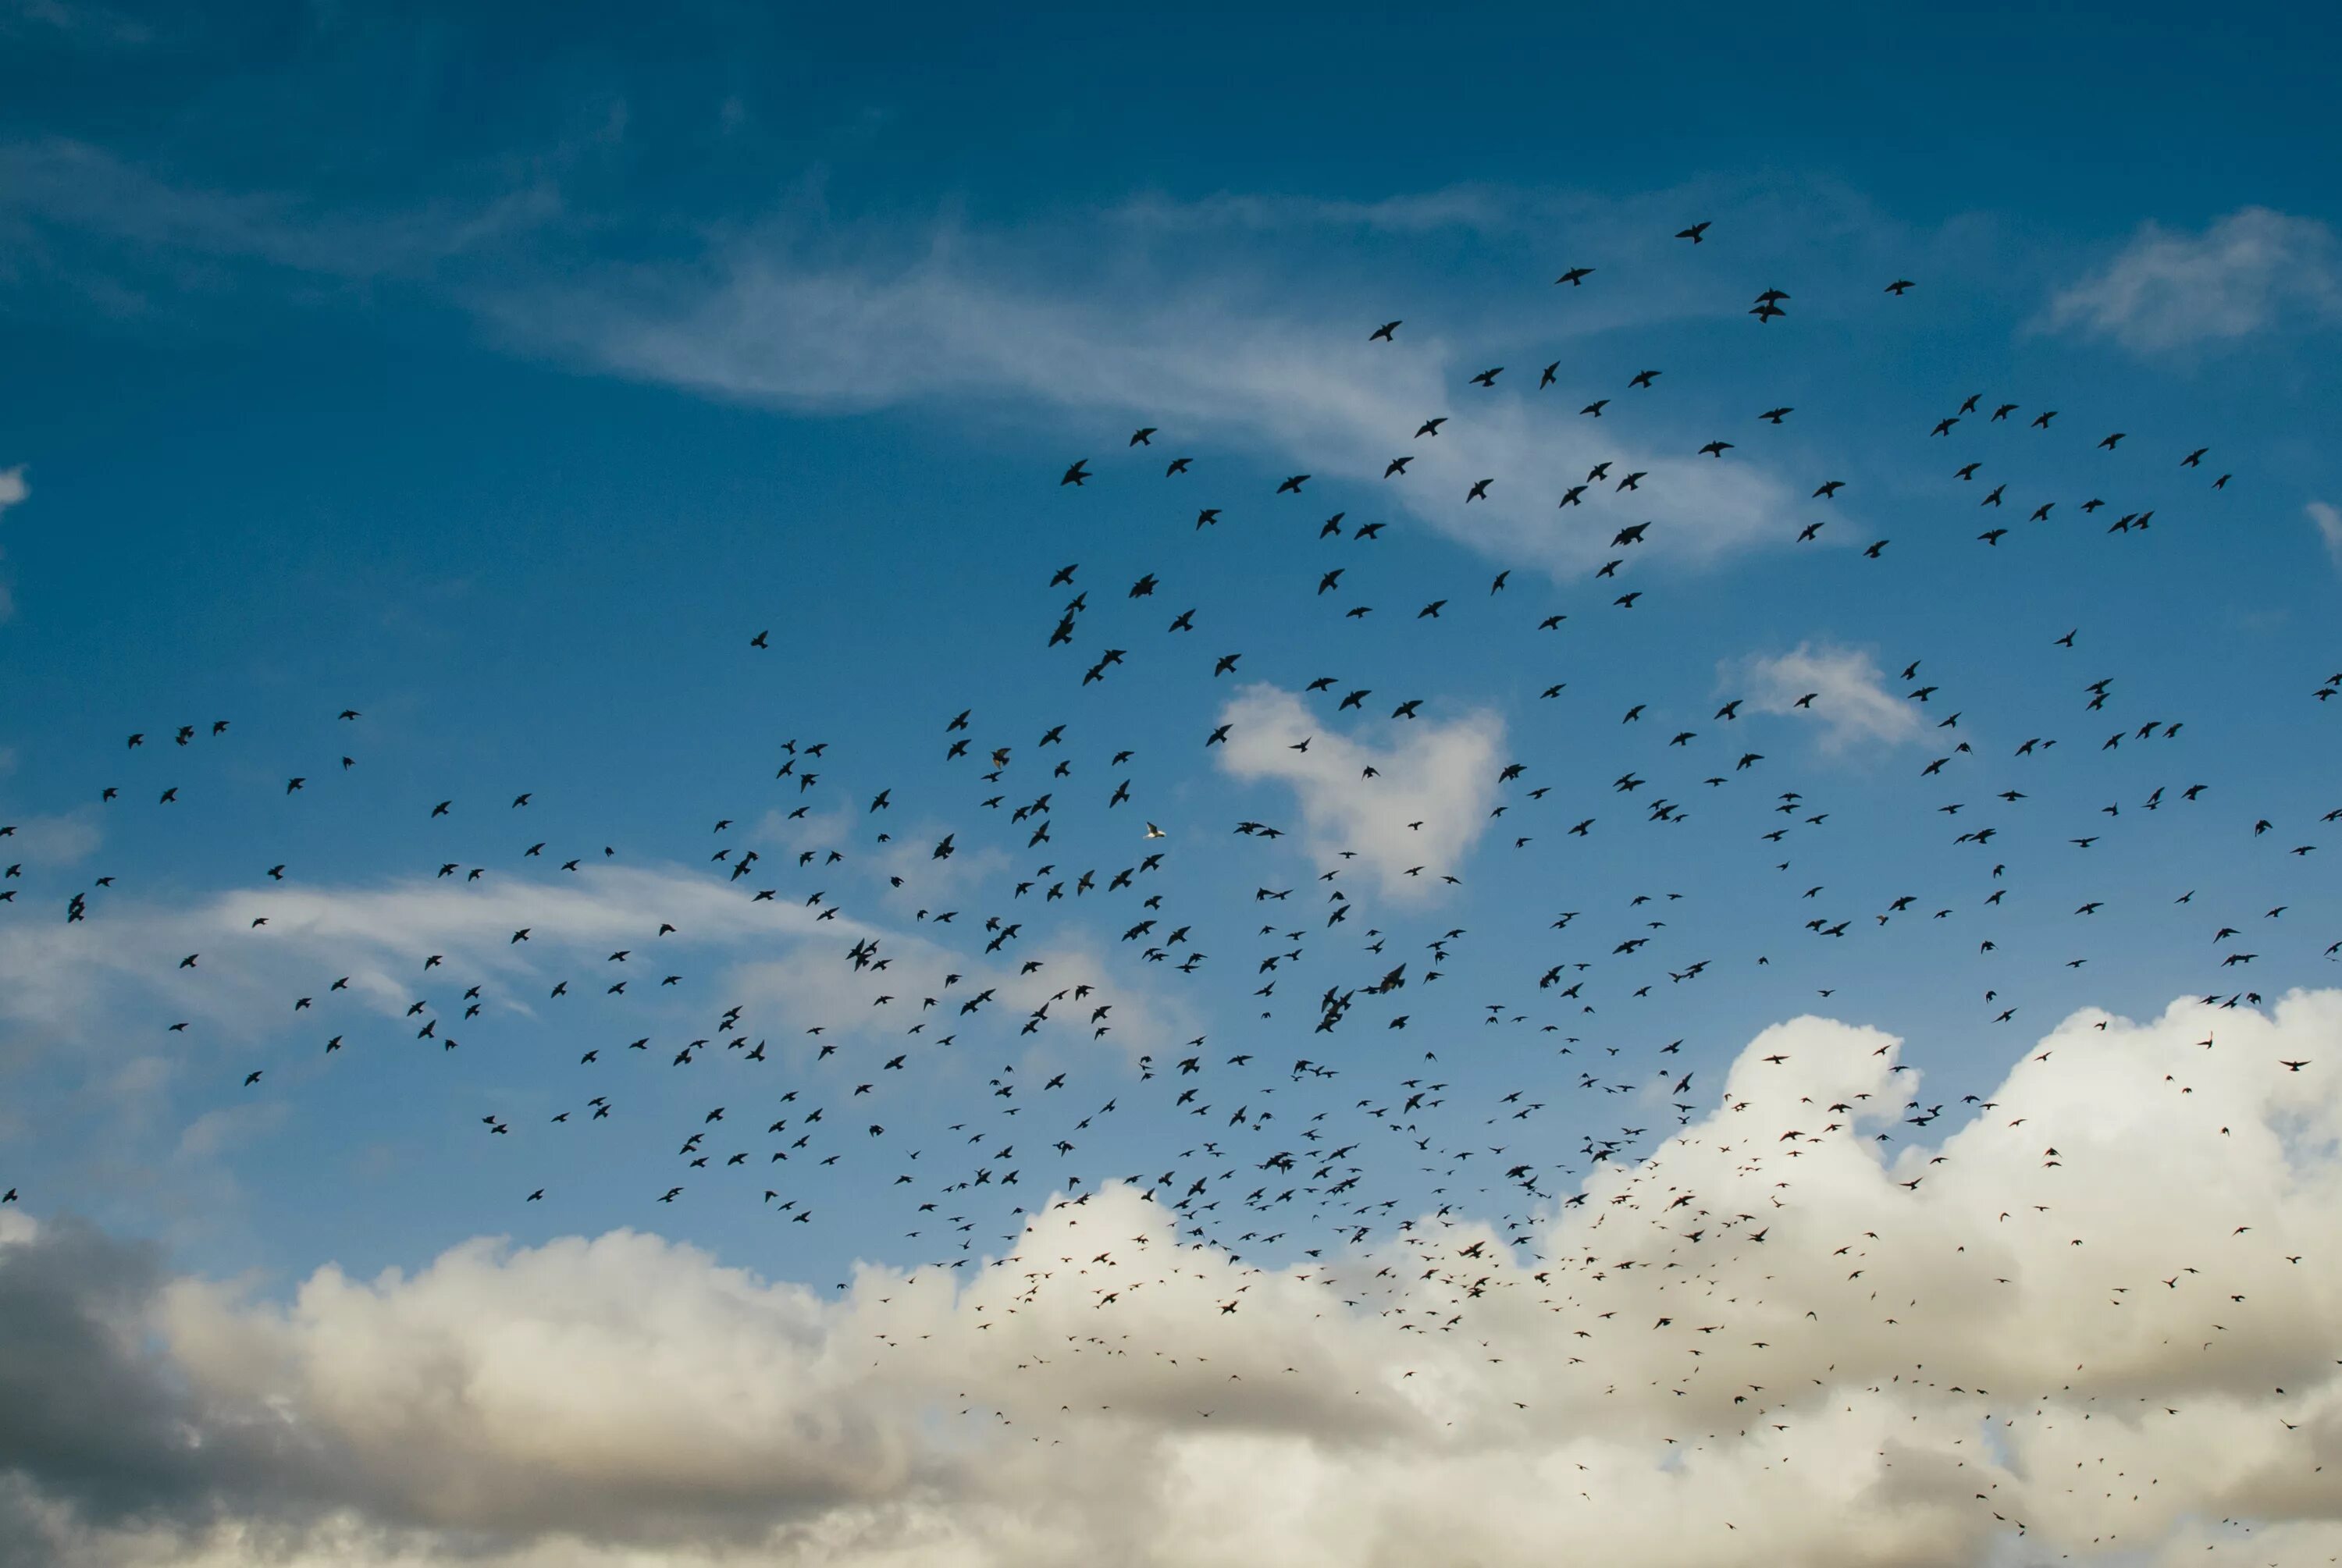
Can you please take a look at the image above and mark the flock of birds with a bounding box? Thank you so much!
[5,215,2337,1561]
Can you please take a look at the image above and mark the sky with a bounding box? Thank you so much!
[3,2,2342,1564]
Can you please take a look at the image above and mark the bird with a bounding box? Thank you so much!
[9,192,2323,1539]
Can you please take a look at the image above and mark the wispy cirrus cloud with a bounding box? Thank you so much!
[0,862,1183,1072]
[0,0,150,43]
[496,227,1817,579]
[0,462,23,621]
[0,140,1935,581]
[2037,206,2341,354]
[2308,500,2342,574]
[0,138,561,307]
[0,807,100,866]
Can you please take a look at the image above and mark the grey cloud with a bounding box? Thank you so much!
[0,1218,336,1556]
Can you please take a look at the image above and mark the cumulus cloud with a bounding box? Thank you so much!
[2038,206,2342,354]
[2310,500,2342,573]
[1208,683,1504,899]
[0,1214,339,1557]
[5,991,2342,1566]
[1737,642,1919,753]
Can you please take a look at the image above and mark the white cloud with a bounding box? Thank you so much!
[1109,186,1524,238]
[0,138,559,289]
[488,212,1805,580]
[727,928,1184,1059]
[6,991,2342,1566]
[174,1100,287,1161]
[1209,684,1504,899]
[6,155,1920,581]
[0,808,99,866]
[2309,500,2342,573]
[0,864,831,1052]
[863,825,1013,914]
[2039,206,2341,354]
[1736,642,1920,754]
[0,862,1179,1074]
[0,463,23,623]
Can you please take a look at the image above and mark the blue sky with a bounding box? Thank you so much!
[2,4,2341,1566]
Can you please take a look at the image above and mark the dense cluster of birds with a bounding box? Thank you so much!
[5,215,2336,1561]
